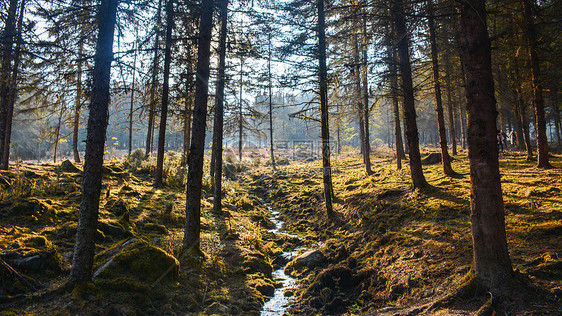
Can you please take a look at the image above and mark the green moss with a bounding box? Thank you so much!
[94,239,180,283]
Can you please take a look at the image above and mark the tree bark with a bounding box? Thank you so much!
[73,38,84,164]
[70,0,118,283]
[0,0,18,169]
[238,59,243,161]
[183,0,214,249]
[426,0,453,175]
[459,0,513,293]
[317,0,334,217]
[444,61,457,156]
[386,31,405,168]
[522,0,551,168]
[361,12,372,175]
[145,0,163,159]
[3,0,25,169]
[211,0,228,214]
[268,32,276,171]
[128,27,138,157]
[155,0,174,187]
[392,0,428,189]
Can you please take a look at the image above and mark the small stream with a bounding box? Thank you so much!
[260,207,300,316]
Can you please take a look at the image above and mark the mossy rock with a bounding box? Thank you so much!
[242,253,272,275]
[60,160,81,173]
[93,239,179,283]
[105,198,130,216]
[141,222,169,235]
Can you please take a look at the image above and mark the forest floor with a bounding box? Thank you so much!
[0,149,561,315]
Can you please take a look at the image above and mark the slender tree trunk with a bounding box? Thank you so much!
[183,79,193,166]
[361,12,372,175]
[73,39,84,163]
[387,31,405,167]
[70,0,118,283]
[211,0,228,213]
[459,0,513,293]
[392,0,428,189]
[551,85,561,145]
[53,99,65,164]
[3,0,25,169]
[522,0,551,168]
[238,59,243,161]
[0,0,18,169]
[317,0,334,216]
[155,0,174,187]
[183,0,214,249]
[128,27,138,156]
[444,59,457,156]
[351,22,365,162]
[268,32,276,171]
[513,65,534,157]
[427,0,453,175]
[145,0,163,159]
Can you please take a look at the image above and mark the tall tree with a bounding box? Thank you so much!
[360,9,372,175]
[426,0,454,175]
[317,0,334,217]
[211,0,229,213]
[145,0,163,159]
[392,0,428,189]
[128,26,138,156]
[183,0,214,249]
[459,0,513,292]
[155,0,175,187]
[0,0,18,169]
[70,0,119,283]
[522,0,551,168]
[267,31,276,171]
[3,0,25,169]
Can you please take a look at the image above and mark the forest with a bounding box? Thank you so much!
[0,0,561,315]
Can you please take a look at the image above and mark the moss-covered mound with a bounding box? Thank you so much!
[93,238,179,284]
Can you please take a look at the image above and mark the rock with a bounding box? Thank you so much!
[243,253,273,275]
[98,221,132,238]
[60,159,80,173]
[93,238,179,283]
[12,250,62,272]
[105,198,129,216]
[285,249,326,273]
[421,153,442,165]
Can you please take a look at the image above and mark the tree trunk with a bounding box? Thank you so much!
[53,99,65,164]
[3,0,25,169]
[522,0,551,168]
[351,21,365,164]
[317,0,334,217]
[361,12,372,175]
[387,31,405,168]
[268,32,276,171]
[145,0,163,159]
[444,59,457,156]
[155,0,174,187]
[392,0,428,189]
[458,0,513,293]
[70,0,118,283]
[427,0,454,175]
[0,0,18,169]
[238,60,243,161]
[211,0,228,214]
[183,0,214,249]
[128,27,138,157]
[73,38,84,164]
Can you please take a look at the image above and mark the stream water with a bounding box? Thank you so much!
[260,207,300,316]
